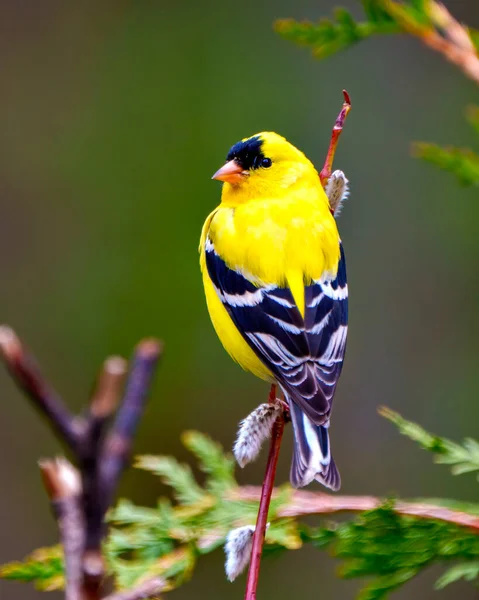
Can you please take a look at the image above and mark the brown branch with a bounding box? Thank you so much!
[89,357,128,422]
[319,90,352,188]
[0,326,81,449]
[422,31,479,84]
[382,0,479,84]
[40,459,84,600]
[0,326,162,600]
[103,577,166,600]
[80,357,128,595]
[233,488,479,531]
[83,339,162,595]
[244,384,285,600]
[99,339,162,513]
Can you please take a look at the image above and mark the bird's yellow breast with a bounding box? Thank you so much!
[200,185,340,380]
[209,185,340,304]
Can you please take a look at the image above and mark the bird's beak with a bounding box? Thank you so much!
[212,160,248,184]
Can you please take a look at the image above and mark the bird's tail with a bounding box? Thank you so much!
[288,401,341,490]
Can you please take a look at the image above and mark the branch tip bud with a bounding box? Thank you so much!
[224,525,255,582]
[233,402,283,468]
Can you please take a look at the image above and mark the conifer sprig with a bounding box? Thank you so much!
[3,417,479,599]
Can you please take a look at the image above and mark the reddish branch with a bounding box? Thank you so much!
[0,326,162,600]
[319,90,352,188]
[244,91,352,600]
[383,0,479,84]
[234,488,479,532]
[244,384,285,600]
[103,577,166,600]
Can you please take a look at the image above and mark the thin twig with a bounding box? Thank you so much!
[103,577,166,600]
[319,90,352,188]
[233,488,479,531]
[244,384,285,600]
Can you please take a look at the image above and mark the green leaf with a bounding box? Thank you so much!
[408,0,427,12]
[134,455,205,505]
[108,499,161,525]
[0,546,64,591]
[470,29,479,53]
[413,143,479,187]
[436,561,479,589]
[302,523,337,550]
[181,430,236,492]
[361,0,396,24]
[467,105,479,136]
[379,406,450,453]
[379,407,479,477]
[138,546,196,587]
[309,503,479,598]
[275,3,403,61]
[358,568,419,600]
[265,518,302,550]
[334,8,361,41]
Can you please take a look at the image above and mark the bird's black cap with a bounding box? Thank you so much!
[226,136,265,170]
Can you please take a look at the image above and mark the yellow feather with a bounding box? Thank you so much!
[200,209,272,380]
[202,258,274,381]
[286,269,305,318]
[200,131,340,378]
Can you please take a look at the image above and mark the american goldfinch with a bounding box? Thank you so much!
[199,132,348,490]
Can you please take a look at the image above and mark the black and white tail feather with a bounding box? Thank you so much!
[205,238,348,490]
[288,400,340,490]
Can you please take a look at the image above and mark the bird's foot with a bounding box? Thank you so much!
[273,397,290,422]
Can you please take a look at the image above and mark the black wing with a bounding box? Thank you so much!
[205,237,348,425]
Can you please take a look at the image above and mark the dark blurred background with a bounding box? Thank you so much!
[1,1,478,598]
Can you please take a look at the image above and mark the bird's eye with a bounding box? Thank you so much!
[261,157,272,168]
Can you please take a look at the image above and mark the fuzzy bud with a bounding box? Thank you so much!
[224,525,255,582]
[325,170,349,217]
[233,402,282,468]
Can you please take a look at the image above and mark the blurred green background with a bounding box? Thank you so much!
[1,1,478,598]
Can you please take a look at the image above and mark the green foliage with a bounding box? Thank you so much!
[435,561,479,589]
[275,1,431,60]
[413,143,479,186]
[413,105,479,187]
[181,429,237,493]
[471,30,479,53]
[274,7,399,60]
[0,546,64,592]
[306,504,479,599]
[276,1,479,186]
[2,423,479,598]
[380,407,479,478]
[274,0,473,58]
[467,105,479,135]
[134,455,206,506]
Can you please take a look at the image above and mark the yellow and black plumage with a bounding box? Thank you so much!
[200,132,348,490]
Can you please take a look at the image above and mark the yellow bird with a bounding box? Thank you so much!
[199,132,348,490]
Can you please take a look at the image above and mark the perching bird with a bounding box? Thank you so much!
[199,132,348,490]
